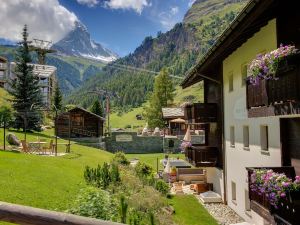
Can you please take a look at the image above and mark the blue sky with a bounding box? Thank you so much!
[59,0,194,56]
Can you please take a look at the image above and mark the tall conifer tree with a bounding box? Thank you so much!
[145,68,174,128]
[53,85,63,111]
[9,25,43,131]
[90,99,103,117]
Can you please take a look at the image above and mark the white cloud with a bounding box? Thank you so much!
[105,0,150,14]
[188,0,196,7]
[158,6,179,30]
[77,0,99,7]
[0,0,78,43]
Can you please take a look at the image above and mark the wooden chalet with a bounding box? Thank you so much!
[162,107,185,135]
[56,107,105,138]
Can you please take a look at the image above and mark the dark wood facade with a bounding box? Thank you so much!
[56,107,104,138]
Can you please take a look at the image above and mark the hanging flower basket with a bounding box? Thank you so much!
[250,169,300,209]
[247,44,299,85]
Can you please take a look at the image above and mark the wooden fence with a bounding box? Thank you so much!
[0,201,123,225]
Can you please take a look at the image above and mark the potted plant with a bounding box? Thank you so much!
[247,44,299,85]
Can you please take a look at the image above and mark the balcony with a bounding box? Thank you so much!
[247,53,300,117]
[0,63,6,70]
[185,145,218,167]
[184,103,218,123]
[247,167,300,225]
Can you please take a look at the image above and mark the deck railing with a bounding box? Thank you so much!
[246,167,299,225]
[247,54,300,109]
[0,201,123,225]
[185,146,218,167]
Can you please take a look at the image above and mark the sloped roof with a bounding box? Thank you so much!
[162,107,184,119]
[68,107,105,121]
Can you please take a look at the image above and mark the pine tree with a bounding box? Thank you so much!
[90,99,103,117]
[53,85,63,111]
[145,68,175,128]
[8,25,43,131]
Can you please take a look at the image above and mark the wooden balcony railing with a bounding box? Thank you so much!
[184,103,218,123]
[185,146,218,167]
[247,167,300,225]
[0,201,123,225]
[247,53,300,110]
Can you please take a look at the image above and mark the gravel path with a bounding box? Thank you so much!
[195,196,244,225]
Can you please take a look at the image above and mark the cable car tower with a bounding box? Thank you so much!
[29,39,56,65]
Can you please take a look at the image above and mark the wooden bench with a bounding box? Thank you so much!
[177,168,207,184]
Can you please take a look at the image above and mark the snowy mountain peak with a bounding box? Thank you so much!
[52,21,118,63]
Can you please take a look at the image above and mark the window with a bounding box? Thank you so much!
[243,126,249,149]
[245,189,251,211]
[232,181,236,202]
[241,63,248,86]
[260,125,269,151]
[230,126,235,147]
[229,73,233,92]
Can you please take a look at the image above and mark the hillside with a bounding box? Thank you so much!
[67,0,247,109]
[110,82,204,129]
[0,45,105,94]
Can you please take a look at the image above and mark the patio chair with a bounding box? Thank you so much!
[20,140,32,153]
[42,140,54,155]
[173,181,184,194]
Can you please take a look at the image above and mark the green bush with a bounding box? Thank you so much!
[69,187,117,220]
[112,152,130,165]
[155,179,170,195]
[135,162,153,177]
[84,163,120,189]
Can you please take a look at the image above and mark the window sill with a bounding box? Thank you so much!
[231,200,237,206]
[260,150,270,156]
[243,147,250,151]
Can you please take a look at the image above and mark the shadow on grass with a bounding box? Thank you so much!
[62,152,82,160]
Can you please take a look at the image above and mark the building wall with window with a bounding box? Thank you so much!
[222,19,282,223]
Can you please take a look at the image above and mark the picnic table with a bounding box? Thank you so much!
[28,141,47,152]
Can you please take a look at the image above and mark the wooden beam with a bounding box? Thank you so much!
[0,201,123,225]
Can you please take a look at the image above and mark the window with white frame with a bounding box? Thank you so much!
[230,126,235,147]
[243,125,249,149]
[245,189,251,211]
[229,73,233,92]
[232,181,237,202]
[241,63,248,86]
[260,125,269,151]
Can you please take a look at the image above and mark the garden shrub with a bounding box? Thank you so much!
[84,163,120,189]
[135,162,153,177]
[112,152,130,165]
[69,187,117,220]
[155,180,170,195]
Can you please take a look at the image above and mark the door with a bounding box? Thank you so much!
[281,118,300,175]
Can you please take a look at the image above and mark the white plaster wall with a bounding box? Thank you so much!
[205,167,224,200]
[222,19,283,225]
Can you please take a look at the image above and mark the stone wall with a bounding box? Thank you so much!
[104,132,205,154]
[105,132,164,153]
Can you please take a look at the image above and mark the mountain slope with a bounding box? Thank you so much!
[67,0,247,109]
[52,21,118,63]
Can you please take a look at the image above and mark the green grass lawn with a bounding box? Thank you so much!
[168,195,218,225]
[110,107,146,129]
[0,128,215,225]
